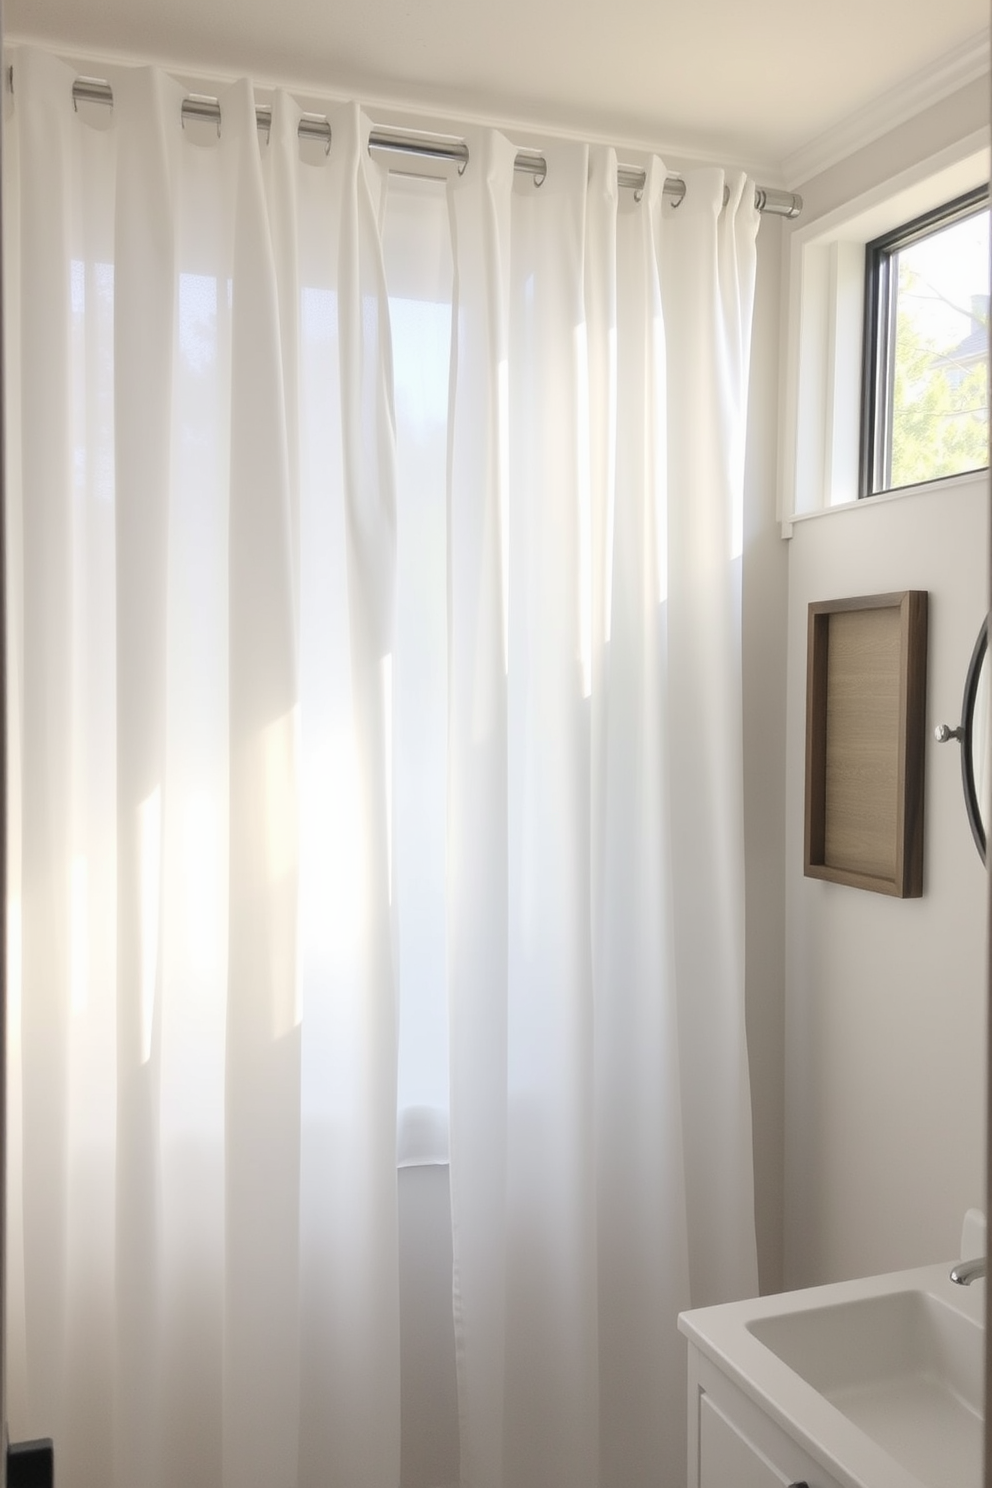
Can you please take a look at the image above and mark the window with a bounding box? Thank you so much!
[861,187,989,497]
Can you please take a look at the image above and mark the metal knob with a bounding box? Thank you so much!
[935,722,964,742]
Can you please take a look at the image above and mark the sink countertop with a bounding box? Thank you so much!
[678,1260,984,1488]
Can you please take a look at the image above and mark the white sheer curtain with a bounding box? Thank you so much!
[5,44,758,1488]
[446,139,759,1488]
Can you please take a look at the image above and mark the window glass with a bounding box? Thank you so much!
[863,191,989,495]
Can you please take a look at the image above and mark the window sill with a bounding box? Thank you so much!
[781,465,988,535]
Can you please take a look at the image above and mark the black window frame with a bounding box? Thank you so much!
[859,183,990,499]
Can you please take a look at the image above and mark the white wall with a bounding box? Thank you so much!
[782,482,989,1288]
[792,75,990,225]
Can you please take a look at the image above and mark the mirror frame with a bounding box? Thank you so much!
[960,613,988,864]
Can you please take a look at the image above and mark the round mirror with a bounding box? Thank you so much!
[961,615,989,862]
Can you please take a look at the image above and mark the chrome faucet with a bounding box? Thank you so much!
[950,1256,986,1285]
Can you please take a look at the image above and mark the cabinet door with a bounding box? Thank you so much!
[700,1392,795,1488]
[687,1347,838,1488]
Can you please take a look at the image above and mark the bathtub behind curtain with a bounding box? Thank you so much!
[5,44,759,1488]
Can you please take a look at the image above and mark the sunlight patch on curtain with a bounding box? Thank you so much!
[138,787,161,1061]
[179,272,219,374]
[70,856,88,1015]
[183,790,224,979]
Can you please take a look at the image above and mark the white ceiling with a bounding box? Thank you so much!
[4,0,989,178]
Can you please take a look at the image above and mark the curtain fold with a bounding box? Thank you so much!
[592,151,692,1488]
[662,168,760,1311]
[5,46,760,1488]
[446,127,515,1488]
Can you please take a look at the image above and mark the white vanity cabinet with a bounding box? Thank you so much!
[687,1343,845,1488]
[679,1250,984,1488]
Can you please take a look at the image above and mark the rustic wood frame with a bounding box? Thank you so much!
[804,590,928,897]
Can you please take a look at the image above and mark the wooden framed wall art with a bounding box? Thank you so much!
[804,590,928,897]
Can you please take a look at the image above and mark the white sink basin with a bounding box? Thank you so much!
[679,1259,985,1488]
[747,1288,983,1488]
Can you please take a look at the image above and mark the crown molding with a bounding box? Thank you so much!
[783,31,990,190]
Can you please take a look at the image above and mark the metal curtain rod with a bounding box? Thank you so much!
[66,74,803,218]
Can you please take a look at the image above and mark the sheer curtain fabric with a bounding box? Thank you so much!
[5,45,759,1488]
